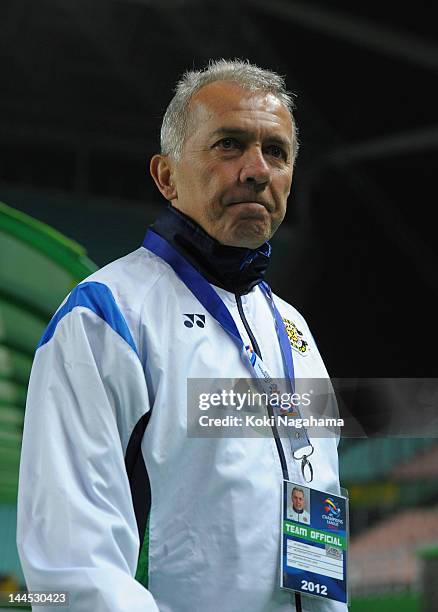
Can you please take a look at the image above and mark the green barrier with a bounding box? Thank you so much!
[417,545,438,611]
[0,202,99,506]
[351,592,419,611]
[0,201,97,278]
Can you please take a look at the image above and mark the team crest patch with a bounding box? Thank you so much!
[282,318,309,354]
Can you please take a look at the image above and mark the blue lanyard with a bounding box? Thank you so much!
[143,229,295,381]
[143,229,314,477]
[258,282,295,391]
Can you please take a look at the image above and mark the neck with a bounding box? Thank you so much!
[151,205,271,295]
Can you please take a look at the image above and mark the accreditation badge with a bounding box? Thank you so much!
[281,481,349,605]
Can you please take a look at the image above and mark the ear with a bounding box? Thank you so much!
[150,154,177,201]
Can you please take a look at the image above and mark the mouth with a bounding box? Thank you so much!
[227,199,272,212]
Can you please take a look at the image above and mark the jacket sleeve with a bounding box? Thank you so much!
[17,293,159,612]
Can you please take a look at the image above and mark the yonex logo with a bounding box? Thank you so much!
[183,314,205,328]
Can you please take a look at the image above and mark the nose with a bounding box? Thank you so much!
[239,146,271,188]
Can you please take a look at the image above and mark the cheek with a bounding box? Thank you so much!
[273,182,292,215]
[202,164,235,196]
[176,158,210,194]
[276,169,293,196]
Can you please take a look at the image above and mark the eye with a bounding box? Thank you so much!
[215,138,241,151]
[266,144,287,160]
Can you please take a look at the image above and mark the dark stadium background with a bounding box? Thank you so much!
[1,2,437,608]
[1,0,436,377]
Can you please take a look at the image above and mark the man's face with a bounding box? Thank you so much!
[164,81,294,248]
[292,490,305,511]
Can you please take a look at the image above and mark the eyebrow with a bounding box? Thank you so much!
[210,127,292,150]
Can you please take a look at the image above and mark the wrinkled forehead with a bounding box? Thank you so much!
[187,81,292,132]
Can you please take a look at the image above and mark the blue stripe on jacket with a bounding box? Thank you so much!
[37,281,138,355]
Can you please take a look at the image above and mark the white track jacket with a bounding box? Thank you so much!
[17,237,346,612]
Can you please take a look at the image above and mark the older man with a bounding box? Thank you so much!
[288,487,311,524]
[18,60,344,611]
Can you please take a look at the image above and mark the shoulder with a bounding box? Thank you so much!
[41,246,172,357]
[270,292,308,330]
[84,246,168,305]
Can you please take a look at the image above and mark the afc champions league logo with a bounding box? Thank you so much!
[322,498,343,529]
[324,498,341,518]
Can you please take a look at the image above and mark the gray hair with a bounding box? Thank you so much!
[160,59,299,163]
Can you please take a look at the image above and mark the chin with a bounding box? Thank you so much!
[218,221,271,249]
[222,234,269,249]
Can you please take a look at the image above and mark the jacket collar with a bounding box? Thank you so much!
[151,205,271,295]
